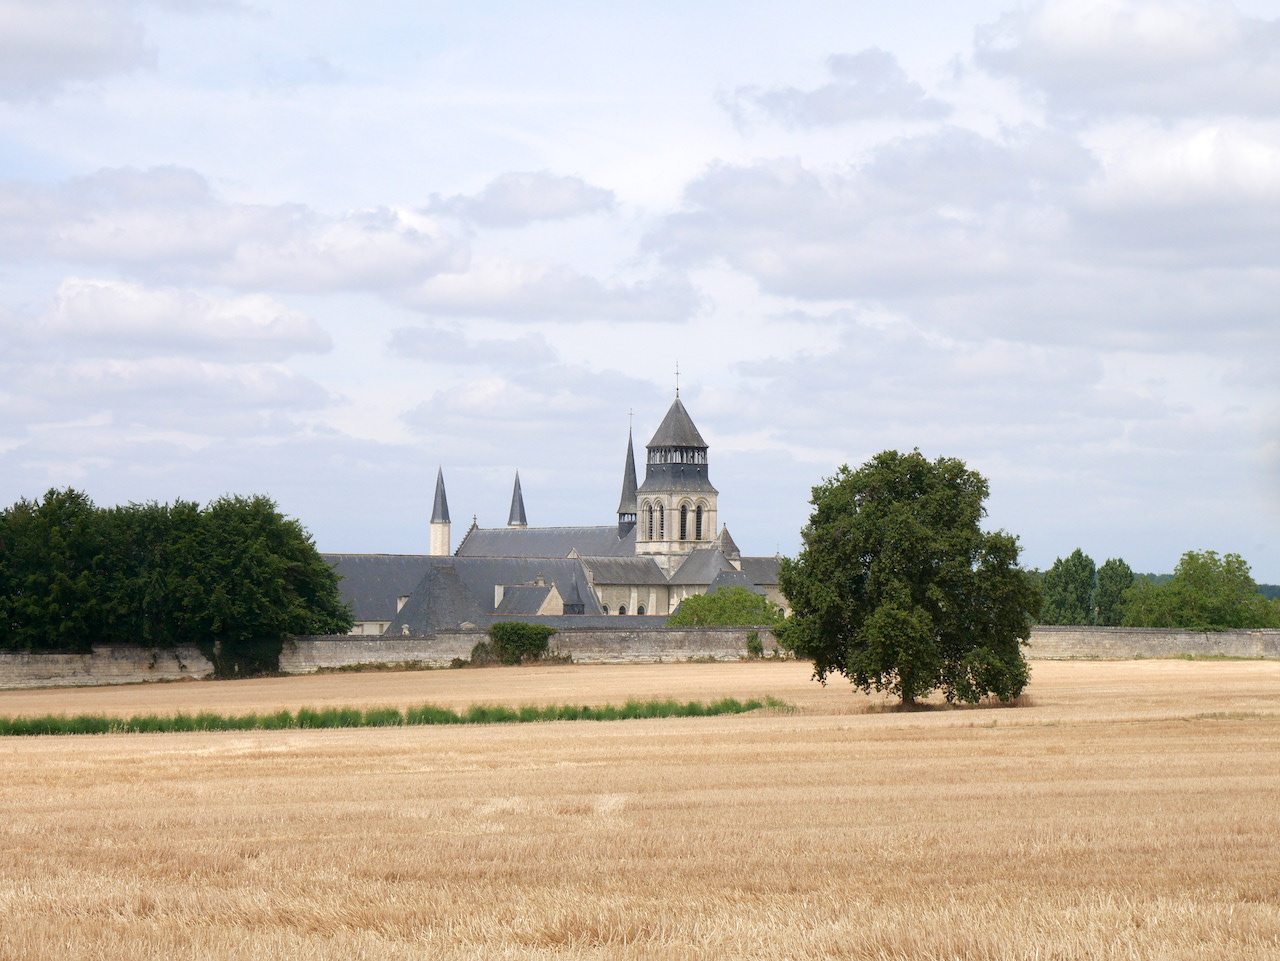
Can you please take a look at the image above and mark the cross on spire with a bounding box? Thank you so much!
[675,361,680,397]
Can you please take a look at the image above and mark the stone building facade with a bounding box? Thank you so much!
[325,395,783,635]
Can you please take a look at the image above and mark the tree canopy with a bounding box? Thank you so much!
[1121,550,1280,630]
[1039,549,1096,625]
[1093,557,1134,627]
[667,586,785,627]
[777,450,1038,705]
[0,489,352,674]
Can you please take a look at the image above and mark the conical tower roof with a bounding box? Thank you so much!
[617,430,638,515]
[647,396,707,449]
[716,524,740,561]
[431,467,450,524]
[507,471,528,527]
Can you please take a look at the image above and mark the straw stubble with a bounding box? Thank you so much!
[1,660,1277,959]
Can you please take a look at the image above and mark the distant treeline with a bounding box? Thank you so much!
[1035,549,1280,630]
[0,489,352,675]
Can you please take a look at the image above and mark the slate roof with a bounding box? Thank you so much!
[636,461,717,494]
[669,548,738,585]
[617,431,638,515]
[494,585,553,616]
[455,525,636,558]
[647,396,707,449]
[431,468,450,524]
[581,555,666,585]
[739,555,782,587]
[386,556,602,634]
[387,562,484,634]
[507,472,527,527]
[323,554,436,622]
[716,525,740,560]
[707,570,765,595]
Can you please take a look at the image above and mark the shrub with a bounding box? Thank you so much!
[488,622,557,665]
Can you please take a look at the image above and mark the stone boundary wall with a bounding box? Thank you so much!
[0,645,213,690]
[1026,626,1280,660]
[280,626,782,673]
[4,626,1279,690]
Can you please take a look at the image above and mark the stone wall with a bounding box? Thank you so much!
[5,626,1279,690]
[1026,626,1280,660]
[280,626,780,672]
[0,645,213,690]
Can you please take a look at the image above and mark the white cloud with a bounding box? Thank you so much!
[430,171,616,227]
[36,277,330,361]
[400,258,701,323]
[975,0,1280,118]
[389,325,557,366]
[648,128,1094,303]
[0,0,152,100]
[724,48,952,128]
[0,167,467,292]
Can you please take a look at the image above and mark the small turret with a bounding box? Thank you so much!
[507,471,528,528]
[617,429,638,537]
[430,467,451,556]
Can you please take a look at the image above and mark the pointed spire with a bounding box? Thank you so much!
[617,428,638,537]
[431,467,450,524]
[617,429,638,516]
[430,467,452,556]
[647,395,707,449]
[507,471,528,528]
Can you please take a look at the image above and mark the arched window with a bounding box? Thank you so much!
[657,504,664,539]
[645,504,654,540]
[637,604,646,616]
[602,604,610,615]
[618,605,627,615]
[679,505,688,540]
[695,505,704,540]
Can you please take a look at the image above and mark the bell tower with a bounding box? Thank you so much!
[635,394,718,575]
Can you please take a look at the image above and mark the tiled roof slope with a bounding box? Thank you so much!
[739,555,782,586]
[647,396,707,449]
[386,557,602,634]
[322,554,435,622]
[668,548,738,585]
[455,525,636,558]
[580,556,666,585]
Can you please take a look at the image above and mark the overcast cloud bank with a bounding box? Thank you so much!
[1,0,1277,580]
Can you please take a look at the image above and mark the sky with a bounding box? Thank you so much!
[1,0,1278,580]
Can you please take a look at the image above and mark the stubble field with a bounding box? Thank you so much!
[1,659,1278,960]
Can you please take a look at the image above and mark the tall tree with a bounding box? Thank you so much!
[778,450,1038,706]
[1122,551,1280,630]
[1094,557,1134,627]
[1039,549,1097,625]
[0,489,106,652]
[195,494,353,675]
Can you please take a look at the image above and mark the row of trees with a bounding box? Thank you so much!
[1038,548,1279,630]
[0,489,352,675]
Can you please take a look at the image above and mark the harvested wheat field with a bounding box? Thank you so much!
[1,660,1278,961]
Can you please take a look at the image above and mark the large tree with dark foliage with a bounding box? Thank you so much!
[1122,550,1280,630]
[1094,557,1135,627]
[1039,548,1097,625]
[0,489,352,675]
[778,450,1038,706]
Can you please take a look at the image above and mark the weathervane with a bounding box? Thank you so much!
[675,361,680,397]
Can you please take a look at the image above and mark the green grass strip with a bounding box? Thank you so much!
[0,696,787,737]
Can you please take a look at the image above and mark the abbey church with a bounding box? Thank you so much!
[324,395,783,635]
